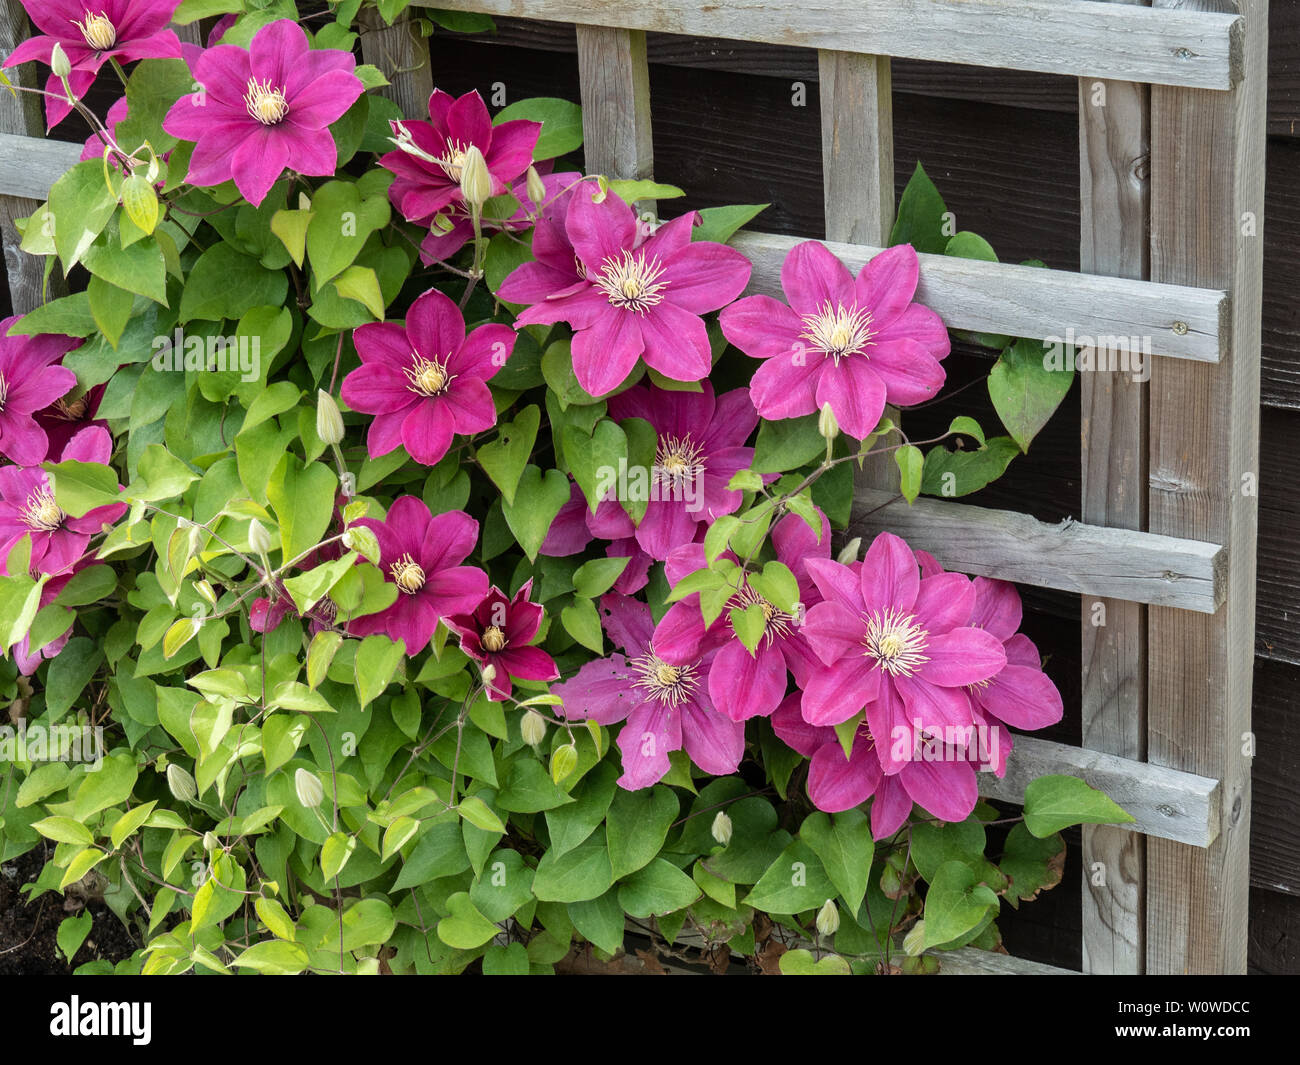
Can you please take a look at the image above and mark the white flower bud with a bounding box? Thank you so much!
[316,389,344,445]
[818,401,840,442]
[836,536,862,566]
[711,810,733,847]
[166,763,197,803]
[202,831,219,853]
[459,145,492,207]
[520,709,546,748]
[248,518,271,556]
[294,767,324,808]
[50,43,71,79]
[816,898,840,937]
[525,165,546,208]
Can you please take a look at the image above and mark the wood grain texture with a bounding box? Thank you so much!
[1077,0,1150,975]
[576,25,653,184]
[848,489,1223,612]
[1145,0,1265,975]
[732,230,1226,364]
[359,7,435,120]
[0,0,48,316]
[419,0,1243,89]
[978,735,1220,846]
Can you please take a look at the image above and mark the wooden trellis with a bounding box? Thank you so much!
[0,0,1266,974]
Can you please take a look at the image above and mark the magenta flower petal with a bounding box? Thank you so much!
[805,557,866,615]
[400,401,455,465]
[541,483,594,556]
[747,352,822,423]
[871,775,915,839]
[566,191,638,272]
[916,628,1006,687]
[709,639,788,722]
[678,697,745,776]
[800,601,866,666]
[596,593,654,659]
[900,757,978,824]
[801,656,879,726]
[638,302,713,383]
[719,295,804,360]
[859,532,920,616]
[570,310,643,396]
[658,241,752,314]
[340,363,414,415]
[978,664,1063,729]
[868,338,946,407]
[913,571,975,635]
[808,737,882,813]
[772,693,830,757]
[408,288,466,358]
[650,599,712,665]
[815,358,887,440]
[894,674,975,736]
[874,303,952,361]
[554,655,637,725]
[781,240,855,313]
[617,701,678,789]
[855,243,920,328]
[970,577,1023,641]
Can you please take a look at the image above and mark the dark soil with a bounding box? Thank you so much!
[0,845,139,974]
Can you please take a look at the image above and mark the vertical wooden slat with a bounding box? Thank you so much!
[820,51,896,495]
[0,0,46,315]
[1077,0,1150,976]
[360,8,435,120]
[1147,0,1265,974]
[576,25,653,186]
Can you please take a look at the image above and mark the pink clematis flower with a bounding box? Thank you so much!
[3,0,183,128]
[0,426,125,576]
[507,193,752,396]
[719,241,950,439]
[604,382,762,560]
[799,532,1006,775]
[342,287,514,466]
[772,695,979,838]
[35,384,107,466]
[0,319,79,466]
[494,170,588,301]
[162,19,364,206]
[444,580,559,702]
[380,89,539,231]
[346,498,487,654]
[553,594,744,790]
[653,510,829,722]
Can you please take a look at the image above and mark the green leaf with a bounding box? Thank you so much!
[31,816,94,846]
[475,405,539,506]
[392,822,470,890]
[82,226,167,304]
[331,264,386,319]
[501,465,571,562]
[752,414,825,473]
[550,742,579,785]
[132,444,198,502]
[321,832,357,880]
[606,179,684,203]
[920,436,1020,498]
[497,758,574,814]
[617,858,701,918]
[231,940,310,974]
[563,419,627,512]
[7,293,97,338]
[909,816,987,882]
[561,595,603,654]
[888,161,950,255]
[730,602,765,655]
[947,416,986,446]
[48,160,118,270]
[482,942,530,975]
[568,890,625,954]
[693,203,768,244]
[306,631,344,689]
[799,810,874,917]
[778,948,852,975]
[895,444,924,503]
[305,179,390,288]
[606,786,679,881]
[120,174,159,235]
[179,243,289,323]
[57,911,94,964]
[42,459,121,517]
[457,795,506,834]
[270,207,313,267]
[494,97,583,160]
[743,839,836,915]
[532,839,613,903]
[86,276,134,348]
[545,761,617,857]
[988,337,1075,452]
[266,455,336,566]
[999,823,1066,905]
[922,860,1000,948]
[571,556,630,599]
[109,802,158,849]
[1022,775,1135,837]
[354,634,404,706]
[44,637,102,720]
[436,892,500,949]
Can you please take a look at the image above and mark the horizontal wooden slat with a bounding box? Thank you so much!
[734,230,1226,364]
[423,0,1241,89]
[929,947,1078,974]
[981,735,1221,847]
[849,489,1224,613]
[0,133,82,201]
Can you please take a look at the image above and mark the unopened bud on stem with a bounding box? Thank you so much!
[316,389,344,445]
[166,763,197,803]
[520,709,547,748]
[525,165,546,208]
[818,402,840,443]
[248,518,271,557]
[50,43,71,79]
[836,537,862,566]
[816,898,840,937]
[711,810,733,846]
[295,767,324,808]
[459,145,492,207]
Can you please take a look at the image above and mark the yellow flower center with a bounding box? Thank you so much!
[482,625,507,652]
[654,434,704,493]
[404,354,452,397]
[23,485,65,533]
[800,301,875,364]
[631,652,698,707]
[438,141,469,182]
[594,251,668,314]
[244,78,289,125]
[862,608,929,677]
[390,554,426,594]
[73,12,116,51]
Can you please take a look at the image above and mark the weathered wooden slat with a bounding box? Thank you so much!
[848,489,1223,613]
[930,948,1079,974]
[421,1,1242,90]
[0,0,52,316]
[731,229,1227,364]
[1144,0,1264,976]
[576,25,654,187]
[980,735,1221,848]
[359,7,435,119]
[1077,0,1150,976]
[0,133,84,201]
